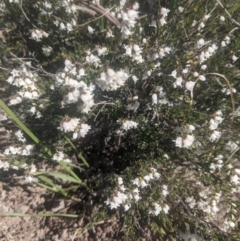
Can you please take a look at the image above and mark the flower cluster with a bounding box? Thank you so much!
[97,68,129,91]
[30,29,49,42]
[59,116,91,140]
[6,63,41,102]
[42,46,53,56]
[105,168,168,215]
[52,151,72,163]
[208,110,223,142]
[124,44,144,63]
[4,144,34,156]
[150,7,170,27]
[85,50,102,67]
[56,59,95,113]
[119,119,138,131]
[174,124,195,149]
[118,3,139,38]
[151,86,173,106]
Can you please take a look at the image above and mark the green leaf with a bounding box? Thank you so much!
[59,161,82,183]
[62,133,89,167]
[38,170,81,184]
[0,212,79,218]
[36,175,56,187]
[0,99,52,157]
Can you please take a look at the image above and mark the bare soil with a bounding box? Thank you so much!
[0,170,122,241]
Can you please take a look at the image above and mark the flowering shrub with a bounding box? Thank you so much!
[1,0,240,240]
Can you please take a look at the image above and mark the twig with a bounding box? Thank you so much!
[20,0,37,28]
[205,72,235,117]
[225,147,240,164]
[73,5,96,16]
[216,0,240,27]
[0,66,9,71]
[74,5,119,29]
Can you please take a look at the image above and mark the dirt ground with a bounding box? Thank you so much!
[0,170,122,241]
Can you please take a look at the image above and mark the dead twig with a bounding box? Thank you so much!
[74,4,120,29]
[216,0,240,27]
[205,72,235,117]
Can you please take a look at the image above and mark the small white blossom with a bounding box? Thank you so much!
[209,130,221,142]
[220,16,225,22]
[133,177,148,188]
[149,203,162,216]
[60,117,79,133]
[88,26,95,34]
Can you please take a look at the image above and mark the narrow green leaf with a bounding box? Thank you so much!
[38,171,81,184]
[59,161,82,183]
[0,99,52,157]
[36,175,56,187]
[0,212,79,218]
[62,133,89,167]
[37,183,58,192]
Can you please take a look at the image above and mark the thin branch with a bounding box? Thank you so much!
[73,5,96,16]
[205,72,235,116]
[225,147,240,164]
[216,0,240,27]
[74,5,119,29]
[20,0,37,28]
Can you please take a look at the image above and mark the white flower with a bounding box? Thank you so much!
[197,38,205,48]
[185,81,195,92]
[120,120,138,131]
[183,135,195,148]
[221,41,227,47]
[220,16,225,22]
[161,7,170,17]
[133,177,148,188]
[209,119,218,130]
[86,53,102,67]
[232,55,238,62]
[162,185,169,196]
[42,46,52,56]
[163,204,170,214]
[132,75,138,83]
[118,177,123,185]
[199,75,206,81]
[209,130,221,142]
[53,151,65,162]
[178,6,184,12]
[60,117,79,133]
[30,29,49,42]
[87,25,95,34]
[21,145,34,156]
[73,123,91,139]
[97,46,108,56]
[173,76,183,88]
[105,191,128,209]
[171,70,177,78]
[152,93,158,105]
[174,136,183,148]
[149,203,162,216]
[149,19,157,28]
[231,174,239,185]
[132,188,140,201]
[123,203,131,211]
[226,141,238,151]
[14,130,26,142]
[0,160,10,171]
[25,176,38,183]
[106,28,114,38]
[97,69,129,91]
[149,167,160,179]
[193,72,199,77]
